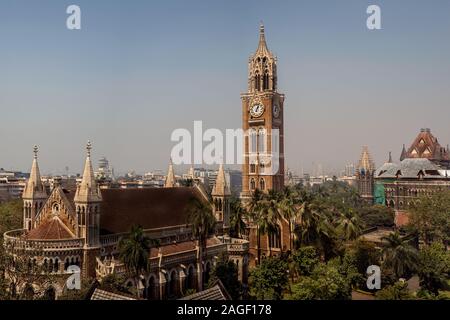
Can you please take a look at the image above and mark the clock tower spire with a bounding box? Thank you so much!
[241,24,285,201]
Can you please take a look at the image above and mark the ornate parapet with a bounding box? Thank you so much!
[221,236,249,255]
[3,229,84,254]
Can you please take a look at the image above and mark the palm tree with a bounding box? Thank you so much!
[336,208,362,241]
[279,187,298,251]
[294,191,321,246]
[247,189,264,264]
[118,225,159,298]
[186,197,216,291]
[258,193,283,255]
[381,232,419,279]
[293,192,338,260]
[229,198,247,238]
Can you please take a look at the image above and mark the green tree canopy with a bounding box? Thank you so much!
[375,281,414,300]
[249,257,288,300]
[289,261,352,300]
[292,246,320,277]
[409,190,450,245]
[417,242,450,295]
[208,255,242,300]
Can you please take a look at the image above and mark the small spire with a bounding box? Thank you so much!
[388,152,392,163]
[400,144,407,161]
[255,21,270,56]
[164,158,176,188]
[23,145,47,199]
[74,141,101,203]
[86,140,92,158]
[212,163,231,196]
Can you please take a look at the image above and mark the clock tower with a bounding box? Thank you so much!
[241,24,285,201]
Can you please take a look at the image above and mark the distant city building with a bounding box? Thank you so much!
[95,157,114,182]
[0,168,29,201]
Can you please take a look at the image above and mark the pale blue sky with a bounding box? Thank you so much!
[1,0,450,175]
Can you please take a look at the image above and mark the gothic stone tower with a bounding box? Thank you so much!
[22,146,48,231]
[74,141,102,278]
[241,24,285,201]
[211,163,231,233]
[356,146,376,203]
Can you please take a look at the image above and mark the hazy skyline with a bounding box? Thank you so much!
[2,0,450,175]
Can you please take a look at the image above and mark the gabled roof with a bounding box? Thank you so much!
[179,280,231,300]
[99,186,207,235]
[405,128,449,161]
[90,288,136,300]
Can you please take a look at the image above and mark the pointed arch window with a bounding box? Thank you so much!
[250,178,256,190]
[258,128,266,153]
[259,178,265,190]
[263,70,269,90]
[249,129,257,153]
[255,72,261,91]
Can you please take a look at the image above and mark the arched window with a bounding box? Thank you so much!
[255,72,261,91]
[52,204,59,216]
[263,71,269,90]
[269,226,281,249]
[250,163,256,173]
[203,262,211,286]
[44,287,56,300]
[250,178,256,190]
[258,128,266,153]
[147,276,156,300]
[169,270,178,297]
[250,129,257,153]
[186,266,196,290]
[259,178,265,190]
[48,259,54,273]
[54,258,59,273]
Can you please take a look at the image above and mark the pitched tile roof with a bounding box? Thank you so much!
[149,237,223,258]
[179,280,231,300]
[99,187,207,235]
[90,288,136,300]
[26,216,76,240]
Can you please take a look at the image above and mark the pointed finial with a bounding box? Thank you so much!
[86,140,92,157]
[260,21,264,33]
[388,152,392,163]
[33,145,38,159]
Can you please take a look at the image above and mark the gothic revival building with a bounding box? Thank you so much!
[356,146,376,203]
[4,144,248,299]
[241,24,285,200]
[373,128,450,226]
[240,25,290,265]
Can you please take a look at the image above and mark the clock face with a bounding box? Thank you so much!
[273,105,280,118]
[250,104,264,118]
